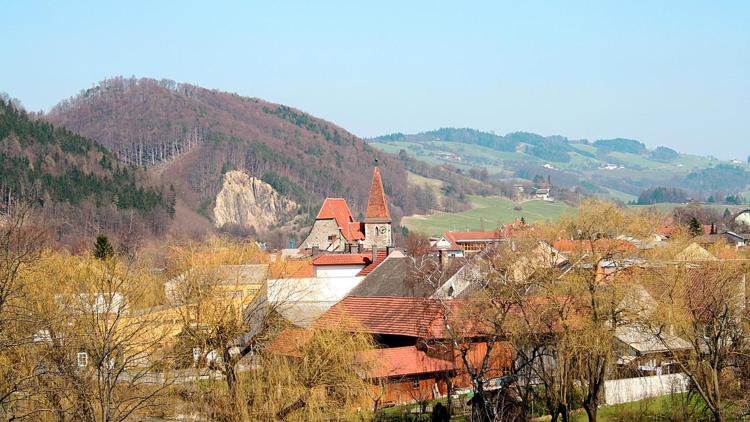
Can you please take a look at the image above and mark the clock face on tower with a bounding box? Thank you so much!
[378,226,387,234]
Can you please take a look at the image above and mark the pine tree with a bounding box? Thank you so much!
[167,184,176,218]
[688,217,703,237]
[93,234,114,260]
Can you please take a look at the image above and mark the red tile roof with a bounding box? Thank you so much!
[267,328,311,356]
[314,296,461,338]
[552,239,637,254]
[365,167,391,222]
[348,222,366,241]
[445,231,502,243]
[288,262,315,278]
[271,332,457,378]
[363,346,455,378]
[658,219,713,237]
[356,250,389,276]
[316,198,364,241]
[312,253,372,266]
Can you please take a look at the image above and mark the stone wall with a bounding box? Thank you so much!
[365,223,392,248]
[301,219,346,251]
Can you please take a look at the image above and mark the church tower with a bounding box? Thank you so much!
[364,167,392,248]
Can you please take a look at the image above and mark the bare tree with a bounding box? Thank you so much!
[0,201,45,417]
[637,260,750,422]
[25,252,176,422]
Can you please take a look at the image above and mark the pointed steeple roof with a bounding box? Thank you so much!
[365,167,391,223]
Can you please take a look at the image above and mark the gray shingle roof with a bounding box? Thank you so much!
[349,256,465,298]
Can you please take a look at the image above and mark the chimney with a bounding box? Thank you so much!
[371,245,378,262]
[311,246,320,257]
[438,249,448,270]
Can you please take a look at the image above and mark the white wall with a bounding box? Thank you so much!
[604,373,689,405]
[315,265,364,278]
[267,276,364,303]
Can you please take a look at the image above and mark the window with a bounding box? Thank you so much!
[411,379,420,389]
[222,290,243,298]
[77,352,88,368]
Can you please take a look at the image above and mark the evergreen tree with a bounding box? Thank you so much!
[93,234,115,260]
[724,208,732,220]
[688,217,703,237]
[167,184,176,218]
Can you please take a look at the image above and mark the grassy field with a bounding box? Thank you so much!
[401,195,747,237]
[402,195,571,236]
[570,393,707,421]
[379,392,707,421]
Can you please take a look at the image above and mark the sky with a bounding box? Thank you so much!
[2,1,749,158]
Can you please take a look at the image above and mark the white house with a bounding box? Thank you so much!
[264,250,393,327]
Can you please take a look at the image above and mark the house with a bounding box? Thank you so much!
[429,231,502,258]
[533,188,552,201]
[263,248,394,327]
[430,226,523,258]
[694,231,748,248]
[165,264,268,304]
[302,167,392,252]
[552,238,637,256]
[613,326,691,377]
[309,296,511,406]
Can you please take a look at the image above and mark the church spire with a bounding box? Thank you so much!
[365,166,391,223]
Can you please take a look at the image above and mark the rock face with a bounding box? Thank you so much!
[213,171,297,230]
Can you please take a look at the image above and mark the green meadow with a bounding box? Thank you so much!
[401,196,571,236]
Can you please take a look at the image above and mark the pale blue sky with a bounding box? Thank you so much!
[2,1,748,158]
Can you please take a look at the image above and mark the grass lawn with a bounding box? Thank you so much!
[571,393,707,421]
[379,393,708,421]
[402,196,571,236]
[603,187,638,203]
[402,194,746,237]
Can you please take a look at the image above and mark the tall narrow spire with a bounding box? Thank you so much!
[365,167,391,223]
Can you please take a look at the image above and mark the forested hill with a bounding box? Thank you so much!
[0,98,171,245]
[45,78,486,240]
[370,128,750,203]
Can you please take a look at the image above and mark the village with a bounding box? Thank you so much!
[3,2,750,420]
[4,166,748,421]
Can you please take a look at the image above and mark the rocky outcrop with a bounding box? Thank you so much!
[213,171,297,230]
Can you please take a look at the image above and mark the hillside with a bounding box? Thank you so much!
[370,128,750,202]
[45,79,488,244]
[0,98,170,245]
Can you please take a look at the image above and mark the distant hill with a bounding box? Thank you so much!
[369,127,750,203]
[0,97,170,245]
[45,78,485,243]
